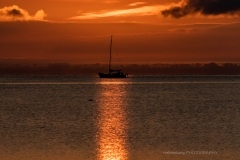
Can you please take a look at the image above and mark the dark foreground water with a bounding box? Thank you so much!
[0,75,240,160]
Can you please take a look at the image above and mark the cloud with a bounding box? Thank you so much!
[161,0,240,18]
[128,2,147,7]
[0,5,46,21]
[69,5,167,20]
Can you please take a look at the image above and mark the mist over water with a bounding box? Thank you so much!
[1,76,240,160]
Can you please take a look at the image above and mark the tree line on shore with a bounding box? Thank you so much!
[0,63,240,75]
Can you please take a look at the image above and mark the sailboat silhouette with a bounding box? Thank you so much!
[98,35,128,78]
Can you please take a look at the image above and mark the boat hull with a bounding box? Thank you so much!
[98,72,127,78]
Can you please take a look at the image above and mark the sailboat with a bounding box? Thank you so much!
[98,35,128,78]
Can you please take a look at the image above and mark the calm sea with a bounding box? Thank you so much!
[0,75,240,160]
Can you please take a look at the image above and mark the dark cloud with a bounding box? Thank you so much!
[162,0,240,18]
[7,8,24,17]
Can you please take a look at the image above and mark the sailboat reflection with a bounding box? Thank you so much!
[97,80,129,160]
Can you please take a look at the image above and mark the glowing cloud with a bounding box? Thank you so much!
[128,2,147,7]
[69,5,167,20]
[0,5,47,21]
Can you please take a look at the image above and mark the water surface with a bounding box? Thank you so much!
[0,75,240,160]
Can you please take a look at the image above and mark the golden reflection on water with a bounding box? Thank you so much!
[97,80,128,160]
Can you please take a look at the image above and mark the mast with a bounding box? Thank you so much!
[109,35,113,72]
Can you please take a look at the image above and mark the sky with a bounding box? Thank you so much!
[1,0,240,64]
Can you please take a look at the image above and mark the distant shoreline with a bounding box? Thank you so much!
[1,63,240,75]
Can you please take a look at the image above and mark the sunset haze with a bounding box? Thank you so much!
[1,0,240,64]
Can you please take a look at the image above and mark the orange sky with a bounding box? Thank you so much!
[1,0,240,64]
